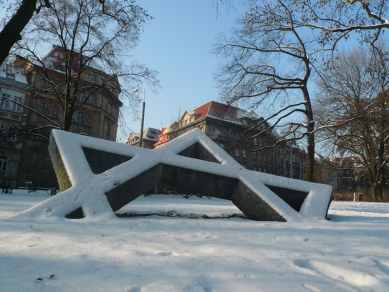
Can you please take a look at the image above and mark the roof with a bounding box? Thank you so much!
[193,101,260,125]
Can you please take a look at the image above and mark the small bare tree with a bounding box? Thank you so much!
[315,45,389,200]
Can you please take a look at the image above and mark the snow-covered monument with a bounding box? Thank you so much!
[17,129,332,221]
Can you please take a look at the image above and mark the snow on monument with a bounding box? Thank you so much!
[16,129,332,221]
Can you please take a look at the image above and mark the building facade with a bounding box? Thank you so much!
[156,101,306,179]
[0,63,30,189]
[127,127,161,149]
[14,46,122,188]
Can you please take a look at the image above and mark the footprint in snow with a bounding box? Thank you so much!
[372,259,389,275]
[293,259,385,289]
[157,251,178,256]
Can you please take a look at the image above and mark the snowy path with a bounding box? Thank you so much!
[1,191,389,291]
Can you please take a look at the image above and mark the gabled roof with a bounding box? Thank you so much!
[169,122,180,130]
[192,101,260,125]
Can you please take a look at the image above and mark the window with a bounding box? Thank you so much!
[49,106,58,118]
[11,97,22,112]
[235,149,240,157]
[87,74,95,83]
[84,114,92,126]
[7,126,18,142]
[0,94,9,110]
[253,137,257,145]
[39,102,46,114]
[75,112,83,124]
[107,104,112,114]
[78,92,86,103]
[0,124,5,138]
[220,143,225,149]
[242,150,246,158]
[215,127,221,135]
[0,156,7,171]
[86,95,93,105]
[34,128,45,140]
[106,123,111,136]
[100,78,105,85]
[253,151,257,158]
[6,73,15,80]
[150,130,157,135]
[31,153,38,166]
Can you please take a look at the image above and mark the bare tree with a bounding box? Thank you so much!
[315,45,389,200]
[213,0,324,181]
[8,0,159,133]
[284,0,389,48]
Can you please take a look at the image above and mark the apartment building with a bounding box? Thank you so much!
[0,63,30,188]
[157,101,306,179]
[15,46,122,187]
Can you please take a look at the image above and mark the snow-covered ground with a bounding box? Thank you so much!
[1,190,389,292]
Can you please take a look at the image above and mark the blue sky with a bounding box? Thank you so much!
[120,0,248,142]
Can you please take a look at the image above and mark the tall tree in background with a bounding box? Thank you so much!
[9,0,158,132]
[315,45,389,200]
[213,0,322,182]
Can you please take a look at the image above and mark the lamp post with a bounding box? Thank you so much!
[133,88,145,147]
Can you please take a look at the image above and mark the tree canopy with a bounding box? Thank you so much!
[315,45,389,200]
[3,0,159,133]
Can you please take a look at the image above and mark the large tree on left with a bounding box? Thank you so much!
[0,0,51,65]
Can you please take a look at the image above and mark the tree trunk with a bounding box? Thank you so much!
[304,128,315,182]
[302,87,315,182]
[64,111,72,132]
[371,183,378,201]
[0,0,37,65]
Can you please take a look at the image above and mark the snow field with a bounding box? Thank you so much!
[0,190,389,291]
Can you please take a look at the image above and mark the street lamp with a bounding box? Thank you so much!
[133,88,145,147]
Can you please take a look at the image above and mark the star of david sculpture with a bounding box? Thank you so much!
[17,129,332,221]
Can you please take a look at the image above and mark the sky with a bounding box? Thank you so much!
[119,0,248,142]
